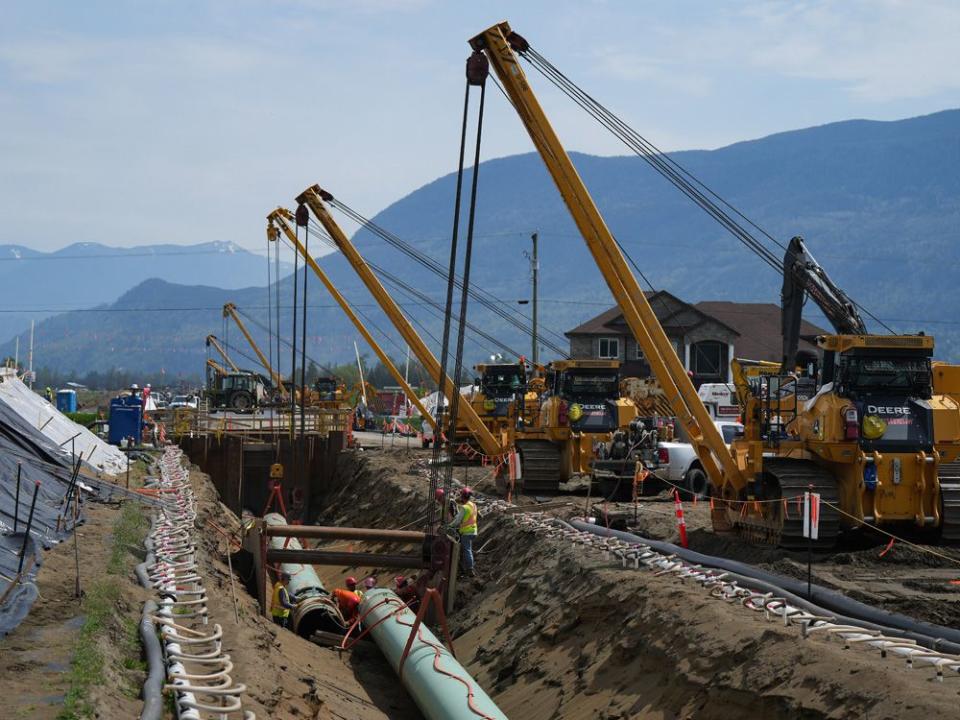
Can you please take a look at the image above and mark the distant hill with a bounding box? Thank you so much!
[4,109,959,376]
[336,108,960,361]
[0,241,293,346]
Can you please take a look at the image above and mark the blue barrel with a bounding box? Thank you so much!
[56,389,78,413]
[108,394,143,446]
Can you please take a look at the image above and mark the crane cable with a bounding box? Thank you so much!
[517,44,895,334]
[306,222,524,359]
[442,54,489,500]
[327,200,572,355]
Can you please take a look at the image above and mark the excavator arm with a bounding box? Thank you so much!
[222,302,287,395]
[470,22,746,489]
[781,235,866,371]
[267,208,439,434]
[205,334,239,372]
[292,188,501,455]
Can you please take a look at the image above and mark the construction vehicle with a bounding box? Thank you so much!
[267,208,439,437]
[471,21,960,546]
[293,188,502,458]
[467,361,527,443]
[222,303,289,404]
[204,369,268,412]
[512,359,637,493]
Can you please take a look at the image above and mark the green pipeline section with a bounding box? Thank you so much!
[358,587,507,720]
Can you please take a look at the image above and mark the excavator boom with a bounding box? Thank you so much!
[293,188,501,456]
[268,208,439,434]
[781,235,866,371]
[470,23,744,488]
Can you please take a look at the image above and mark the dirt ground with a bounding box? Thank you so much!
[0,498,150,719]
[5,441,959,719]
[317,445,960,720]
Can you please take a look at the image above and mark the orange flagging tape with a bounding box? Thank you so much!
[878,537,895,558]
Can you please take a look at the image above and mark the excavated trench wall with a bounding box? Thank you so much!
[316,449,958,720]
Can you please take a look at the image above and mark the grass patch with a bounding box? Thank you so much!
[58,502,148,720]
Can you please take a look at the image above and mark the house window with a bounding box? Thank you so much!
[634,342,645,360]
[690,340,728,386]
[598,338,620,359]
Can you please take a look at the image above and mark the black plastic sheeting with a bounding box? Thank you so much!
[0,400,144,636]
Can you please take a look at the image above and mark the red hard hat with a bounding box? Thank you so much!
[460,486,473,499]
[345,576,357,588]
[435,488,445,501]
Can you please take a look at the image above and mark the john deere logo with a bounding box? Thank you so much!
[568,403,583,422]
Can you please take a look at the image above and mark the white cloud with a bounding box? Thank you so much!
[739,0,960,101]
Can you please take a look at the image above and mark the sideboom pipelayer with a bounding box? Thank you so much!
[469,20,960,548]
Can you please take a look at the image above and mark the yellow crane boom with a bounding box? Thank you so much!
[222,302,287,394]
[292,187,501,455]
[205,334,240,373]
[268,207,439,434]
[206,358,228,376]
[470,22,745,488]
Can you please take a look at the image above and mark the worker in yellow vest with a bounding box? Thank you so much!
[271,572,296,629]
[447,487,479,577]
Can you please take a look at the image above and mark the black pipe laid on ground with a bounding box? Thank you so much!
[567,518,960,654]
[138,599,164,720]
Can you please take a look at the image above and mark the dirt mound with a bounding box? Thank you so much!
[319,448,960,720]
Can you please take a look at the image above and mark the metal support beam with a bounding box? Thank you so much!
[266,549,430,569]
[263,525,426,543]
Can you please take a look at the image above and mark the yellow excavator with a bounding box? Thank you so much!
[472,21,960,546]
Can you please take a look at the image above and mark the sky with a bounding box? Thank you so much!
[1,0,958,254]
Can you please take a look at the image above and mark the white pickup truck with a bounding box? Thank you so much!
[654,420,743,497]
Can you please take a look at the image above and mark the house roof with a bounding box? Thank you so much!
[565,290,738,337]
[693,301,826,363]
[565,295,829,365]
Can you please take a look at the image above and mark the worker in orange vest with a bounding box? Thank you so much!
[333,576,361,623]
[447,487,479,577]
[271,572,296,629]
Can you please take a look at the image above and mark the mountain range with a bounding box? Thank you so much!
[3,108,958,379]
[0,241,292,349]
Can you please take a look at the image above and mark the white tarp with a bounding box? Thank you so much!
[416,386,475,417]
[0,369,128,476]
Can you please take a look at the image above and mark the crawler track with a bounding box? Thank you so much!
[938,461,960,543]
[517,440,562,493]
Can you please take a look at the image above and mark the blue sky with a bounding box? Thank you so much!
[1,0,958,253]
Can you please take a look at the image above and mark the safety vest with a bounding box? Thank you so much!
[459,501,478,535]
[271,581,290,619]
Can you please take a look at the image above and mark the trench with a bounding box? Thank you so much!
[191,440,958,719]
[293,447,956,720]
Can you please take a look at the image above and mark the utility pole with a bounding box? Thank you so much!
[530,232,539,365]
[27,320,34,388]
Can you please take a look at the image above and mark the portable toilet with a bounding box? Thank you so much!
[108,394,143,446]
[56,388,78,414]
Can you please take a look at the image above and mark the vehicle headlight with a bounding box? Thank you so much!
[862,414,886,440]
